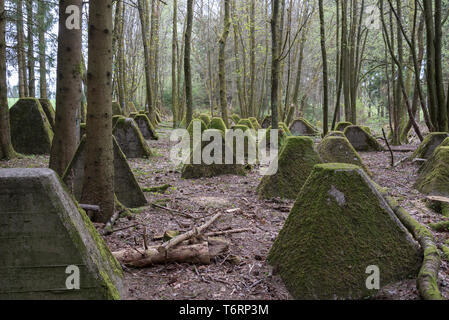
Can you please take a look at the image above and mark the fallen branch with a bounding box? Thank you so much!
[151,202,194,219]
[205,228,252,237]
[385,196,443,300]
[382,128,394,167]
[103,210,124,235]
[80,204,100,212]
[112,238,229,267]
[143,184,172,193]
[158,212,222,254]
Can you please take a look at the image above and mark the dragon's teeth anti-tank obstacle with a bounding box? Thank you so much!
[268,163,422,300]
[289,118,319,136]
[257,136,322,199]
[113,117,152,158]
[63,136,147,208]
[134,114,159,140]
[9,98,54,155]
[344,125,384,152]
[0,169,124,299]
[411,132,449,160]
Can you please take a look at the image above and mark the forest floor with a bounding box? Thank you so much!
[2,122,449,300]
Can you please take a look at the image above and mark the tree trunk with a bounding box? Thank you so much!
[248,0,255,117]
[172,0,178,127]
[37,0,47,99]
[270,0,280,129]
[0,0,16,159]
[49,0,83,176]
[26,0,35,97]
[16,0,28,97]
[318,0,329,136]
[81,0,114,223]
[218,0,230,127]
[184,0,193,127]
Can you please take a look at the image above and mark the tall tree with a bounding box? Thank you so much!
[184,0,193,127]
[248,0,255,117]
[49,0,83,176]
[26,0,35,97]
[318,0,329,136]
[81,0,114,223]
[0,0,16,159]
[218,0,230,127]
[16,0,28,97]
[172,0,178,128]
[37,0,47,99]
[270,0,280,129]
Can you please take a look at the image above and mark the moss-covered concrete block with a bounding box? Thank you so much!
[208,117,227,132]
[261,115,272,129]
[0,168,124,299]
[257,136,322,199]
[113,117,152,159]
[134,114,159,140]
[199,113,211,126]
[268,164,422,300]
[318,136,371,175]
[415,146,449,197]
[344,125,384,152]
[412,133,449,160]
[9,98,54,155]
[336,121,353,132]
[112,101,123,116]
[238,119,256,130]
[249,117,261,130]
[63,136,147,208]
[39,99,56,130]
[289,118,319,136]
[326,131,345,138]
[80,123,86,138]
[230,114,241,125]
[181,129,247,179]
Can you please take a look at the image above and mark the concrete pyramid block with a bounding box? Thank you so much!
[335,121,353,132]
[344,125,383,152]
[318,136,371,175]
[181,129,247,179]
[39,99,56,130]
[268,163,422,300]
[0,168,124,299]
[257,136,322,199]
[9,98,54,155]
[415,146,449,197]
[411,133,449,160]
[113,117,152,158]
[134,114,159,140]
[63,136,147,208]
[289,118,318,136]
[112,101,123,116]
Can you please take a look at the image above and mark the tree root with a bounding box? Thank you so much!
[385,196,444,300]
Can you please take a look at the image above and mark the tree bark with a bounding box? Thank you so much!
[270,0,280,129]
[0,0,16,159]
[172,0,178,128]
[184,0,194,127]
[26,0,35,97]
[318,0,329,136]
[16,0,28,97]
[37,0,47,99]
[49,0,83,176]
[218,0,230,127]
[81,0,114,223]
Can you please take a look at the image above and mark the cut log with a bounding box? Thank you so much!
[426,196,449,204]
[112,238,229,267]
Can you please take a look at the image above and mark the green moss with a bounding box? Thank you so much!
[230,114,241,124]
[415,146,449,197]
[343,125,384,152]
[268,163,422,300]
[231,124,250,132]
[249,117,261,129]
[362,126,372,135]
[39,99,56,130]
[412,133,449,160]
[326,131,345,138]
[257,136,322,199]
[335,121,353,132]
[208,117,227,132]
[199,113,211,125]
[317,136,371,176]
[112,115,123,128]
[238,119,256,130]
[279,122,292,136]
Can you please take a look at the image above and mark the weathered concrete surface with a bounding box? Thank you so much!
[344,125,384,152]
[63,136,147,208]
[38,99,56,130]
[113,117,152,158]
[289,118,318,136]
[0,168,124,299]
[9,98,54,155]
[134,114,159,140]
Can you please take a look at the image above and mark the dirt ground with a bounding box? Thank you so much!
[2,123,449,300]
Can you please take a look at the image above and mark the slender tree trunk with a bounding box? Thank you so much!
[0,0,16,159]
[16,0,28,97]
[172,0,178,127]
[37,0,47,99]
[81,0,114,223]
[270,0,280,129]
[184,0,194,127]
[248,0,255,117]
[49,0,83,176]
[218,0,230,127]
[26,0,35,97]
[319,0,329,136]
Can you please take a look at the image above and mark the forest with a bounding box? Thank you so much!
[1,0,449,303]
